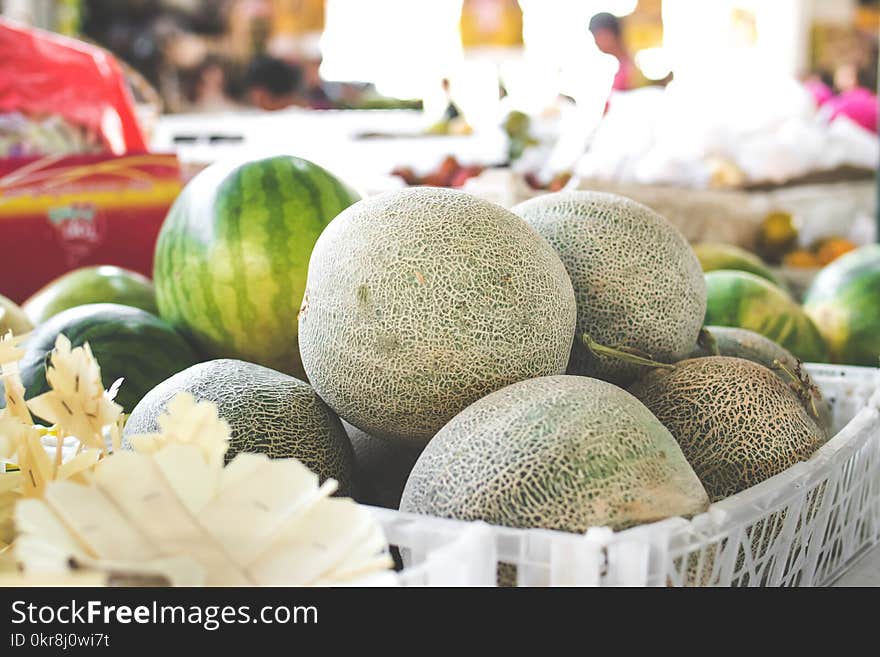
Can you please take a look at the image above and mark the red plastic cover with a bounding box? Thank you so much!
[0,18,147,154]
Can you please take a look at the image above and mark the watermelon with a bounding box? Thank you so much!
[154,156,360,380]
[23,265,157,326]
[4,303,200,414]
[704,270,828,363]
[692,243,785,288]
[803,244,880,366]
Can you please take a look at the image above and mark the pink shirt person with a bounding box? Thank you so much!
[824,87,878,134]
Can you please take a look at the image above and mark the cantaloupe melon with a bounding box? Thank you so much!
[512,191,706,385]
[628,356,828,502]
[0,293,32,335]
[122,359,355,495]
[399,375,709,533]
[344,420,422,509]
[690,325,832,433]
[298,187,577,446]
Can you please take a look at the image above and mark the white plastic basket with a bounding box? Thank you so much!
[377,364,880,586]
[370,508,498,586]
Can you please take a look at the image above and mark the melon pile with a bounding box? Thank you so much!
[292,184,830,542]
[0,153,848,587]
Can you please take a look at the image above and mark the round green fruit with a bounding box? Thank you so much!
[122,359,355,496]
[23,266,157,326]
[692,242,784,287]
[803,244,880,366]
[690,326,832,434]
[512,191,706,385]
[704,269,828,363]
[10,303,200,414]
[153,155,360,380]
[400,375,709,532]
[629,357,828,502]
[298,187,577,446]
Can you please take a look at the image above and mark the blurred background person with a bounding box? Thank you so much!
[242,54,303,110]
[804,61,878,134]
[824,63,878,133]
[588,11,646,92]
[186,55,242,112]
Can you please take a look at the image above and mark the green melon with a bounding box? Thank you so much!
[690,326,832,433]
[154,155,361,380]
[693,242,784,287]
[9,303,200,414]
[122,359,355,496]
[344,420,422,509]
[23,266,157,326]
[400,375,708,539]
[298,187,577,446]
[512,191,706,385]
[803,244,880,366]
[629,356,828,502]
[704,270,828,363]
[0,293,32,336]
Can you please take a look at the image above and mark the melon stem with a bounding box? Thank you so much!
[697,327,720,356]
[580,334,675,370]
[772,358,820,420]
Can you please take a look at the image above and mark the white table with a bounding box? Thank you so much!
[150,108,509,195]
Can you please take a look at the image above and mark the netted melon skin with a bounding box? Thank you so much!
[690,326,832,435]
[512,191,706,385]
[122,359,355,496]
[628,357,828,503]
[399,375,709,534]
[299,187,577,445]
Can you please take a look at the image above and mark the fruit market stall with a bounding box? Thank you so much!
[4,158,880,587]
[3,3,880,592]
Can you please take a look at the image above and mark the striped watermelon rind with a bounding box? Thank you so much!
[8,303,200,414]
[154,155,360,380]
[803,244,880,366]
[704,269,829,363]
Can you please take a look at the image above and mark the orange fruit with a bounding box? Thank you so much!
[816,238,857,266]
[783,249,821,268]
